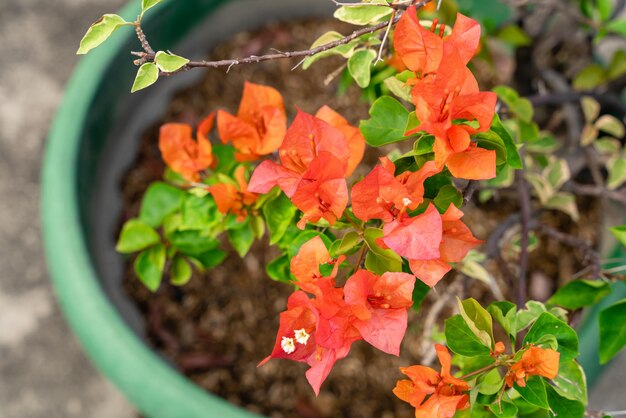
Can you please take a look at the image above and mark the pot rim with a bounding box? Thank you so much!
[41,1,258,417]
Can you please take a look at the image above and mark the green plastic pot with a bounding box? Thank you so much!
[41,0,626,417]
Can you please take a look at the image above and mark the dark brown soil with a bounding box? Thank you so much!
[119,18,602,418]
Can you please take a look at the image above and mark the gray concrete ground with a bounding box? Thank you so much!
[0,1,135,417]
[0,1,624,418]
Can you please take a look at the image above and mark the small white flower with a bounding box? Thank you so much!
[294,328,310,345]
[281,336,296,354]
[402,197,413,207]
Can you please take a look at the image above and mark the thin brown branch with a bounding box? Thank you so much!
[533,223,602,279]
[132,0,432,74]
[462,181,478,206]
[134,22,155,55]
[567,182,626,206]
[516,169,532,308]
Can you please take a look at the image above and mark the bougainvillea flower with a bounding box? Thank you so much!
[344,270,415,355]
[290,152,348,229]
[394,344,469,418]
[217,82,286,161]
[409,204,481,287]
[351,158,440,223]
[290,236,344,287]
[505,345,560,388]
[382,203,443,261]
[259,291,360,395]
[248,110,351,197]
[406,45,497,180]
[394,8,480,75]
[209,165,258,221]
[315,105,365,176]
[159,112,215,182]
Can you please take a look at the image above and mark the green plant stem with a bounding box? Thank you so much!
[458,362,499,380]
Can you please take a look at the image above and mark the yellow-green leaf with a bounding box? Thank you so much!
[155,51,190,73]
[333,0,392,25]
[142,0,162,14]
[77,14,128,55]
[131,63,159,93]
[348,49,377,88]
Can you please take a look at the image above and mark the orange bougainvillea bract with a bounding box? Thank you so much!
[217,81,287,162]
[209,165,258,221]
[396,8,498,180]
[159,112,215,182]
[394,344,469,418]
[505,345,560,388]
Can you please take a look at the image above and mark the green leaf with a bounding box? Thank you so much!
[139,182,185,227]
[607,50,626,80]
[598,0,614,20]
[250,215,265,239]
[546,383,585,418]
[544,192,579,221]
[581,97,601,123]
[515,376,549,409]
[170,255,192,286]
[181,195,220,231]
[134,243,166,291]
[474,130,508,166]
[263,193,297,244]
[334,0,393,25]
[302,31,359,70]
[496,24,531,47]
[154,51,189,72]
[228,222,255,257]
[490,114,522,169]
[383,76,412,102]
[516,301,548,331]
[606,19,626,37]
[77,14,129,54]
[526,172,555,204]
[142,0,162,14]
[544,158,570,190]
[444,314,492,357]
[478,368,505,395]
[599,298,626,363]
[488,301,517,341]
[457,297,494,348]
[523,312,579,362]
[488,400,518,417]
[547,280,611,309]
[360,96,410,146]
[573,64,606,90]
[189,248,227,270]
[552,360,587,404]
[329,231,362,257]
[266,254,292,283]
[607,154,626,190]
[363,227,402,274]
[610,225,626,247]
[170,230,219,256]
[131,63,159,93]
[348,49,377,88]
[433,185,462,212]
[595,114,625,138]
[116,219,160,253]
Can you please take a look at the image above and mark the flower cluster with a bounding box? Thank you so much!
[395,7,498,180]
[248,109,364,228]
[394,344,469,418]
[259,236,416,394]
[351,157,481,287]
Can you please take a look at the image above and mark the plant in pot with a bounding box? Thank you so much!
[66,0,626,416]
